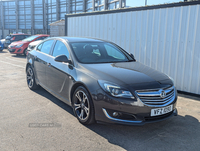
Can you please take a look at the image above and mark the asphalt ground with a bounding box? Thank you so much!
[0,49,200,151]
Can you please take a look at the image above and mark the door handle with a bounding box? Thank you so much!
[47,63,51,67]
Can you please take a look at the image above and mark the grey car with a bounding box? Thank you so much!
[26,37,177,125]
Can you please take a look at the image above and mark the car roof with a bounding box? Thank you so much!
[35,34,49,37]
[11,34,30,36]
[55,37,107,43]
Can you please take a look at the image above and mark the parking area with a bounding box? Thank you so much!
[0,49,200,151]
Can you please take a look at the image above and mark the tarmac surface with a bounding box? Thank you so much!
[0,49,200,151]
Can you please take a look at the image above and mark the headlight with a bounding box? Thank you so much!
[98,80,135,99]
[16,44,23,48]
[30,45,35,49]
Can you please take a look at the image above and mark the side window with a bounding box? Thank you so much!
[52,40,69,58]
[37,43,43,51]
[36,37,46,41]
[19,35,24,40]
[104,44,126,60]
[40,40,54,54]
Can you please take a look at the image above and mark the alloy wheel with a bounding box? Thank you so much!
[74,90,90,121]
[27,67,34,88]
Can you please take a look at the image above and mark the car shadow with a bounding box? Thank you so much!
[33,88,200,150]
[11,54,26,58]
[0,50,7,53]
[85,115,200,150]
[33,88,74,115]
[178,92,200,102]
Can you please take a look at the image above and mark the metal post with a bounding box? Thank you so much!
[92,0,95,11]
[119,0,122,8]
[56,0,60,21]
[145,0,147,6]
[43,0,47,34]
[15,0,19,33]
[31,0,34,34]
[67,0,70,14]
[1,0,4,38]
[83,0,86,12]
[104,0,108,10]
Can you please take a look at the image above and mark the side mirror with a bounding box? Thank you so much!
[130,53,136,61]
[55,55,72,64]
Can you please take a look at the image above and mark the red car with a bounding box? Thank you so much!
[8,34,49,56]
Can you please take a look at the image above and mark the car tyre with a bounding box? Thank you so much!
[24,48,28,56]
[72,86,95,125]
[26,65,39,90]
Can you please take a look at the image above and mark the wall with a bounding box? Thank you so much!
[66,2,200,95]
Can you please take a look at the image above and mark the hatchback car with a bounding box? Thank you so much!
[27,37,50,52]
[8,34,49,56]
[4,33,30,48]
[26,37,177,125]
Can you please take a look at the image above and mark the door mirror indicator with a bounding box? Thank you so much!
[54,55,72,64]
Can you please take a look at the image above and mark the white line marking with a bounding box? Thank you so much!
[0,60,25,69]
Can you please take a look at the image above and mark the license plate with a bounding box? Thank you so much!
[151,105,173,116]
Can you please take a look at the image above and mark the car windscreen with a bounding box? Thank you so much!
[5,35,11,40]
[22,35,39,42]
[70,42,134,64]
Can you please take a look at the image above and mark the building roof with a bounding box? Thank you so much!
[49,19,65,26]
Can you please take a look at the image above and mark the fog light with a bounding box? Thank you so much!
[113,112,118,117]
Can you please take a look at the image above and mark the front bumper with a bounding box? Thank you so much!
[101,108,177,125]
[92,89,178,125]
[8,47,25,54]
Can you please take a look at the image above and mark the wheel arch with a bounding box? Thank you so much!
[70,82,93,104]
[26,63,32,72]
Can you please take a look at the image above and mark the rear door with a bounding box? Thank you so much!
[46,40,71,100]
[33,40,55,87]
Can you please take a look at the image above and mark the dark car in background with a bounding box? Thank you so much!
[26,37,177,125]
[8,34,49,56]
[4,33,30,48]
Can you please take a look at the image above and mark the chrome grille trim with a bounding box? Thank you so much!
[136,86,176,107]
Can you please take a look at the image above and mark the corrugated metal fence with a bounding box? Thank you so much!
[66,2,200,95]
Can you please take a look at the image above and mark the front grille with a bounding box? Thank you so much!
[136,86,175,106]
[9,49,16,52]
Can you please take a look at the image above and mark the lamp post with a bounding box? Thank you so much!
[0,0,3,39]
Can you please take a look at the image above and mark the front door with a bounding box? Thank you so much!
[34,40,55,87]
[46,40,71,102]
